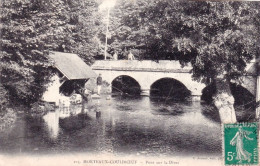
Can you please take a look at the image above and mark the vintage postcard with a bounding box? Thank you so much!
[223,123,258,165]
[0,0,259,166]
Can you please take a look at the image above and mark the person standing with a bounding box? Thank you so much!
[97,74,102,95]
[113,52,118,60]
[127,51,135,60]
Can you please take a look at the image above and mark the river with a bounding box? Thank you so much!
[0,95,222,157]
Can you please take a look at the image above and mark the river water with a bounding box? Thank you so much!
[0,95,222,157]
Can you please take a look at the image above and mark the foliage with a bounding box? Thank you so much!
[50,0,102,65]
[105,1,259,83]
[97,0,151,59]
[0,83,8,112]
[169,2,259,82]
[0,0,101,106]
[1,0,259,109]
[0,108,16,133]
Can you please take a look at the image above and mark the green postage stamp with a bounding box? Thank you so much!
[224,123,258,165]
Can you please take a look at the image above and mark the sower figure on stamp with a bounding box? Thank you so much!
[97,74,102,95]
[230,126,253,163]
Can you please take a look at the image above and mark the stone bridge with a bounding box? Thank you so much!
[91,60,259,102]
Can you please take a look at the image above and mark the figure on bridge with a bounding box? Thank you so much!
[128,51,135,60]
[97,74,103,95]
[113,52,118,60]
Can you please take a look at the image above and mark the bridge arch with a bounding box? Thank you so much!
[202,83,256,121]
[150,77,191,101]
[202,83,255,105]
[95,69,206,99]
[111,75,141,95]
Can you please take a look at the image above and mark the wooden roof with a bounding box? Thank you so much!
[48,52,97,80]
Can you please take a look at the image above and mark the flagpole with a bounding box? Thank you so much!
[104,7,110,60]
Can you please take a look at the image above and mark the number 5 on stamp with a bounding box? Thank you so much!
[224,123,258,165]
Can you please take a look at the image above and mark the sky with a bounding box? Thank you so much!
[98,0,117,11]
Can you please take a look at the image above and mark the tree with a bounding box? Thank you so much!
[106,1,260,122]
[168,2,259,123]
[0,0,101,108]
[49,0,102,64]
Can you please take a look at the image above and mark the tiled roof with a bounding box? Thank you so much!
[48,52,97,80]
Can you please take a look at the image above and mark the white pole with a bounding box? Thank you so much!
[104,8,110,60]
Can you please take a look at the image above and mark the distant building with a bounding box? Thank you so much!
[42,52,97,105]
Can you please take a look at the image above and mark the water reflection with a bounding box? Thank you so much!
[43,111,59,140]
[0,95,223,156]
[201,104,221,123]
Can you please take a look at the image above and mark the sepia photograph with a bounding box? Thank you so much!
[0,0,259,165]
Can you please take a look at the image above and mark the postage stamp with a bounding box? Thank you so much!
[223,123,258,165]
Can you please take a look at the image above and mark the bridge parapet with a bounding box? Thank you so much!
[92,60,258,74]
[92,60,192,73]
